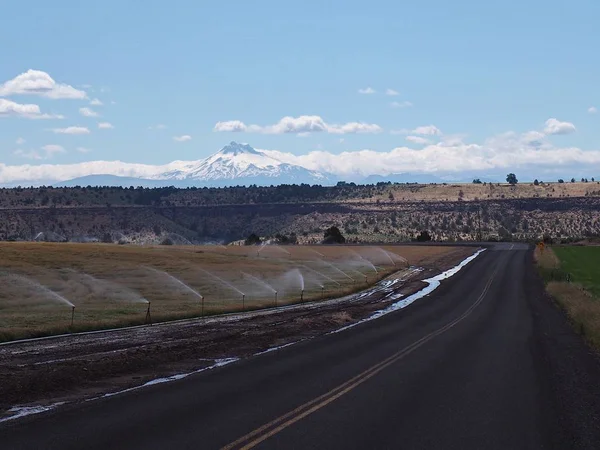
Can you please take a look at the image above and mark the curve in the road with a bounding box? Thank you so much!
[2,243,600,450]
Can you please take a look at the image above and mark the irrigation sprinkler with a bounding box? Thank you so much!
[145,302,152,325]
[242,294,245,311]
[70,306,75,328]
[365,274,368,284]
[321,286,325,299]
[274,291,278,307]
[201,295,205,318]
[300,289,304,303]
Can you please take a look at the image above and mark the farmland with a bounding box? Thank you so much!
[553,246,600,297]
[537,245,600,349]
[0,242,458,341]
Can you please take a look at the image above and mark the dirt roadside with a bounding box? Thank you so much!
[0,247,475,417]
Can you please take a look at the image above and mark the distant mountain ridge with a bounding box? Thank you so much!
[31,141,482,189]
[54,142,332,188]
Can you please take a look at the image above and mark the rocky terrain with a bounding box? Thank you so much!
[0,182,599,244]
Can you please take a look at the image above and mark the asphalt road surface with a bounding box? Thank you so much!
[2,243,600,449]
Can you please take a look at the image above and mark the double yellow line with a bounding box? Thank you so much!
[222,268,498,450]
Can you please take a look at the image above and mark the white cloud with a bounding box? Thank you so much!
[543,118,576,135]
[386,89,399,96]
[412,125,442,136]
[98,122,114,129]
[214,116,382,135]
[260,130,600,177]
[391,101,413,108]
[214,120,248,132]
[0,70,86,99]
[16,137,26,145]
[390,125,442,136]
[13,149,43,160]
[3,129,600,183]
[79,107,99,117]
[173,135,192,142]
[14,144,65,160]
[76,147,92,153]
[0,99,64,120]
[51,126,90,135]
[0,159,192,184]
[588,106,597,114]
[89,98,103,106]
[405,136,430,145]
[41,144,66,155]
[358,87,376,94]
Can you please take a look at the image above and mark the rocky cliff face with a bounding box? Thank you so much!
[1,196,599,245]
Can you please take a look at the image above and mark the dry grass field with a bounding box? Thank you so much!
[0,242,460,341]
[364,181,600,203]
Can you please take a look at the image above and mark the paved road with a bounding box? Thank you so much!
[2,243,600,449]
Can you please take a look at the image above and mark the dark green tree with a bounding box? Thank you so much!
[323,226,346,244]
[416,230,432,242]
[506,173,518,185]
[244,233,262,245]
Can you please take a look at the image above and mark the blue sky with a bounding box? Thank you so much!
[1,0,600,182]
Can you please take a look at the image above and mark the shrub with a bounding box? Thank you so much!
[244,233,261,245]
[323,226,346,244]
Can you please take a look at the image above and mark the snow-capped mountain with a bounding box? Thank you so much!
[156,141,329,185]
[53,142,332,188]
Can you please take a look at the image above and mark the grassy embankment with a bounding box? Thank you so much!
[535,245,600,349]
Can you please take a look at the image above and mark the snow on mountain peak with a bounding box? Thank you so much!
[148,142,330,185]
[218,141,259,156]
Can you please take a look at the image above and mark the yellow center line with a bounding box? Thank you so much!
[222,267,498,450]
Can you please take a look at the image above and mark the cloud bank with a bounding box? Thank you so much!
[2,128,599,184]
[214,115,383,135]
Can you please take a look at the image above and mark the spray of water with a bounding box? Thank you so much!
[318,260,355,282]
[76,271,150,304]
[383,249,408,266]
[289,268,305,290]
[195,267,245,296]
[349,249,378,273]
[309,248,326,258]
[376,247,397,266]
[10,275,75,308]
[345,265,367,278]
[242,272,277,293]
[145,267,204,300]
[299,264,340,286]
[258,245,291,257]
